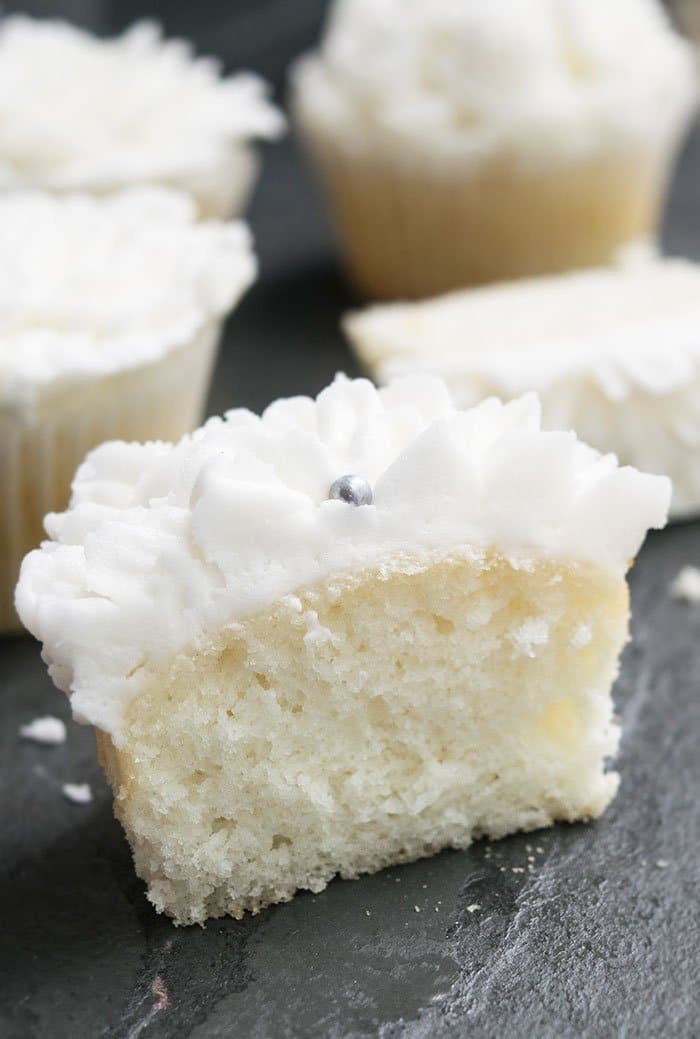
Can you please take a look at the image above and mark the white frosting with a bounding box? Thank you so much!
[16,375,670,738]
[345,260,700,517]
[0,18,283,192]
[0,189,256,410]
[292,0,696,162]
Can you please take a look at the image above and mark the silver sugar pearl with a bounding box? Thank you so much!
[328,474,373,507]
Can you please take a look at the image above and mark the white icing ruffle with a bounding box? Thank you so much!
[16,375,670,737]
[292,0,696,162]
[0,17,284,191]
[0,189,256,406]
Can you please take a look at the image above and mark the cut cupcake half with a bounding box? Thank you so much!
[346,258,700,518]
[16,376,669,923]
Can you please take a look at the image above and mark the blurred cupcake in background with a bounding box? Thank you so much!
[345,255,700,519]
[0,18,284,219]
[291,0,697,301]
[0,188,256,632]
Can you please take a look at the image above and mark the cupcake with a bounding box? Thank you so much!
[0,17,284,219]
[345,257,700,518]
[17,376,669,923]
[291,0,697,300]
[0,188,256,632]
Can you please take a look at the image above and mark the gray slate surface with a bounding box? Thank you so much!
[3,115,700,1039]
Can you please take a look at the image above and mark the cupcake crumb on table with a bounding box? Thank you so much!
[17,375,669,924]
[669,565,700,602]
[291,0,696,300]
[346,256,700,518]
[0,188,256,633]
[19,716,66,746]
[0,17,284,218]
[62,783,92,806]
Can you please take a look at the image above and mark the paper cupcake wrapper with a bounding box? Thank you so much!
[2,323,220,633]
[165,145,259,221]
[296,127,673,301]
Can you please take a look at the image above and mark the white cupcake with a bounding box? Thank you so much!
[17,376,668,923]
[0,188,256,632]
[291,0,697,300]
[0,17,284,219]
[346,256,700,518]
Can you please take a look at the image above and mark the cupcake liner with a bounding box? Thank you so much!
[2,323,219,633]
[180,146,259,221]
[297,128,674,301]
[151,145,259,221]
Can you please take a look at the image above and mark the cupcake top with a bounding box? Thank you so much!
[0,17,284,192]
[0,189,256,410]
[16,374,669,737]
[346,260,700,401]
[292,0,696,161]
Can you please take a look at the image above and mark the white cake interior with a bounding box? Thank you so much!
[100,549,626,925]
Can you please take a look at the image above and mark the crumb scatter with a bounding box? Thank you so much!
[669,566,700,603]
[62,782,92,805]
[19,716,66,745]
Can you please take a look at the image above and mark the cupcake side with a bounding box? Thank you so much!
[0,188,256,632]
[345,258,700,518]
[0,17,284,219]
[291,0,697,300]
[17,376,669,922]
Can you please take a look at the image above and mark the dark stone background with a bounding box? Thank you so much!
[2,3,700,1037]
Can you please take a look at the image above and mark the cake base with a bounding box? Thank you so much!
[97,549,627,925]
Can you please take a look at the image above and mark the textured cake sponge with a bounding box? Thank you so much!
[98,551,626,924]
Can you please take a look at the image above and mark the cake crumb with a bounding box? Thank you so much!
[571,623,593,649]
[466,903,481,913]
[511,867,525,874]
[20,716,66,746]
[536,846,544,854]
[414,905,421,913]
[655,859,669,869]
[510,617,550,658]
[670,566,700,603]
[365,909,371,916]
[62,782,92,805]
